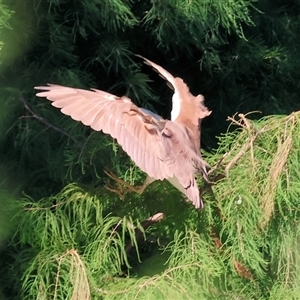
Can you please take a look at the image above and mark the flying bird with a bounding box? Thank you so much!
[35,56,211,208]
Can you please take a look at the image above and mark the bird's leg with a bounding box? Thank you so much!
[104,169,155,198]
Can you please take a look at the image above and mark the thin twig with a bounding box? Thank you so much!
[20,96,82,147]
[225,114,263,177]
[239,113,255,168]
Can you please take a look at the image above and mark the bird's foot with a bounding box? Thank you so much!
[104,169,153,199]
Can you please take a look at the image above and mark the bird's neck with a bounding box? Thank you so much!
[171,93,181,121]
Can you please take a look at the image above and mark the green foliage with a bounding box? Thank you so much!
[0,2,13,28]
[144,0,256,48]
[0,189,19,250]
[99,231,224,300]
[2,112,300,299]
[0,1,13,52]
[9,184,140,299]
[204,112,300,298]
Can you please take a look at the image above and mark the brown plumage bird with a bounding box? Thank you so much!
[35,56,211,208]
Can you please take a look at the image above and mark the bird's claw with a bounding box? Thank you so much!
[104,169,146,199]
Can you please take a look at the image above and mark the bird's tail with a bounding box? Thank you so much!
[185,178,204,209]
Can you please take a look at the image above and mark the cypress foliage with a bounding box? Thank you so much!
[0,0,300,299]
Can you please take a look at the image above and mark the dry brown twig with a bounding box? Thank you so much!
[225,113,263,177]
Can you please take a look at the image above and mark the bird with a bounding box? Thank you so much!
[35,56,211,209]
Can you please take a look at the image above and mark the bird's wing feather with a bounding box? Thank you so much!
[136,55,177,90]
[137,55,192,97]
[35,84,174,180]
[159,121,208,208]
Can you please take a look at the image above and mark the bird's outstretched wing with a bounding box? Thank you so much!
[35,84,173,180]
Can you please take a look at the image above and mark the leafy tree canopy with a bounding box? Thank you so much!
[0,0,300,299]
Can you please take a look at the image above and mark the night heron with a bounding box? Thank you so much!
[35,56,211,208]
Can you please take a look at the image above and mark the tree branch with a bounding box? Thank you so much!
[20,96,82,147]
